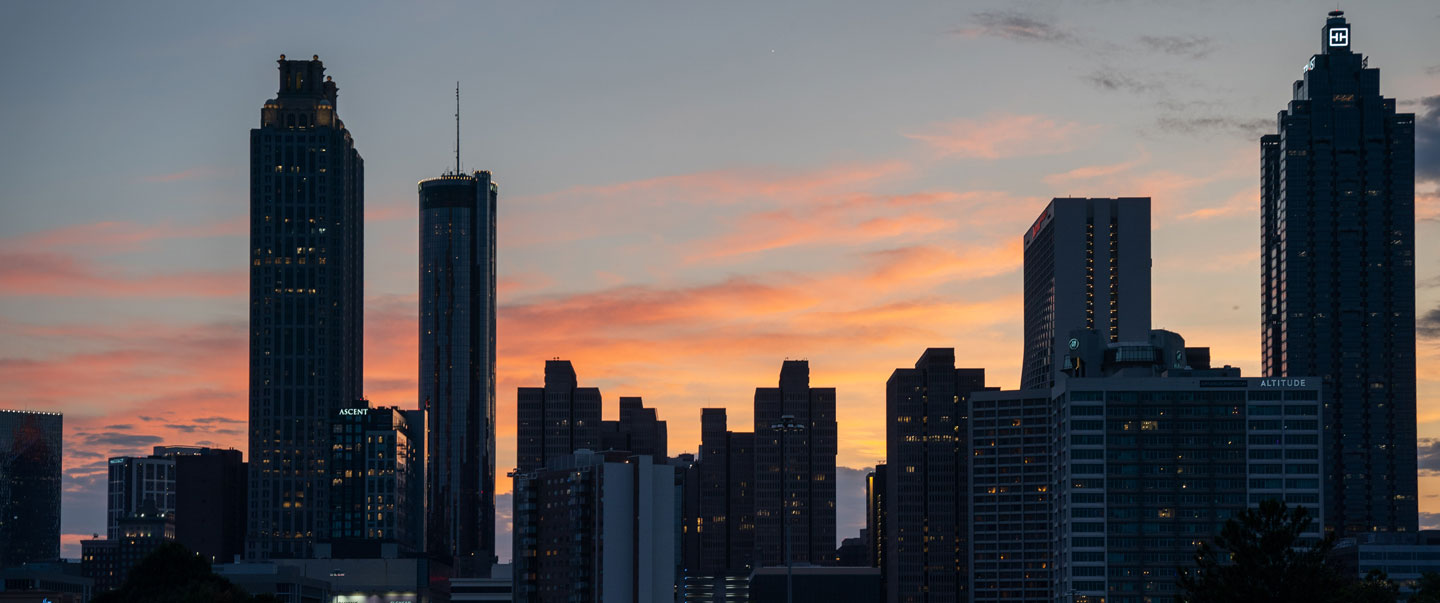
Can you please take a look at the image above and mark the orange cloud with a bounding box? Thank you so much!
[905,114,1100,159]
[0,219,246,253]
[0,251,246,298]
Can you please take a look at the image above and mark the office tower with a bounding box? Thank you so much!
[166,447,248,563]
[682,408,756,602]
[600,397,669,460]
[884,349,987,603]
[1020,198,1151,390]
[866,464,886,571]
[106,455,176,540]
[1260,10,1417,535]
[969,329,1325,603]
[515,360,601,472]
[247,55,365,559]
[754,360,837,568]
[968,389,1053,603]
[0,409,62,567]
[420,167,498,575]
[512,451,676,603]
[328,404,424,554]
[82,510,175,593]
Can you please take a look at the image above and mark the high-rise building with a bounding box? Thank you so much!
[884,349,988,603]
[165,447,247,564]
[968,389,1053,603]
[106,455,175,540]
[865,464,886,571]
[0,409,62,567]
[512,451,675,603]
[328,404,424,553]
[681,408,756,601]
[83,510,174,593]
[1260,10,1417,535]
[1020,198,1151,390]
[754,360,837,568]
[600,397,668,460]
[247,55,365,559]
[516,360,601,472]
[420,168,498,575]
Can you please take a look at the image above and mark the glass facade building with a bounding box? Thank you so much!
[1260,10,1417,535]
[419,170,498,575]
[247,56,365,559]
[0,409,62,567]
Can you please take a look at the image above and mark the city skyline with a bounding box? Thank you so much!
[1,1,1438,561]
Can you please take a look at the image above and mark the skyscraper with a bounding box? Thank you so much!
[1260,10,1417,535]
[682,407,755,594]
[0,409,62,567]
[600,397,669,460]
[420,168,498,575]
[884,349,987,603]
[1020,198,1151,390]
[107,455,176,540]
[754,360,837,568]
[247,55,365,559]
[516,360,601,472]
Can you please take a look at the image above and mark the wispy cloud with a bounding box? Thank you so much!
[1139,35,1214,59]
[952,10,1078,45]
[1155,116,1272,139]
[905,114,1100,160]
[0,251,245,298]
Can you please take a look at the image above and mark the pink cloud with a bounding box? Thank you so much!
[0,251,246,298]
[905,114,1100,159]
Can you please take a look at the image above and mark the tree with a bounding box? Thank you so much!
[1412,571,1440,603]
[1177,499,1348,603]
[92,542,274,603]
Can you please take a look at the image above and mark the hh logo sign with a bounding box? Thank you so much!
[1329,27,1349,47]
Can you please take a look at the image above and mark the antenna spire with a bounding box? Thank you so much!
[455,82,461,174]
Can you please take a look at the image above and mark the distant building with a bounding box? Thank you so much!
[106,455,175,540]
[452,563,513,601]
[82,509,174,594]
[600,397,668,460]
[0,561,91,603]
[166,447,247,564]
[968,389,1053,603]
[748,566,882,603]
[1331,532,1440,598]
[884,348,988,602]
[328,403,424,554]
[420,168,499,576]
[512,451,675,603]
[247,54,366,560]
[754,360,837,568]
[214,562,331,603]
[516,359,601,472]
[1020,197,1151,390]
[866,465,886,571]
[0,409,62,567]
[1260,9,1418,535]
[835,537,867,567]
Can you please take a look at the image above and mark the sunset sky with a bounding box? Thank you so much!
[1,1,1437,561]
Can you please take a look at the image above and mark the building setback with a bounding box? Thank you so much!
[1020,198,1151,390]
[601,397,669,460]
[420,169,499,575]
[512,451,675,603]
[754,360,837,568]
[0,409,62,567]
[884,349,988,603]
[516,359,601,472]
[247,55,364,559]
[1260,10,1417,535]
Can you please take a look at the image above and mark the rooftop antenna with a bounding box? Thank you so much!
[454,82,461,174]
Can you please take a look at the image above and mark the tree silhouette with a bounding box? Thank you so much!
[91,542,277,603]
[1178,499,1348,602]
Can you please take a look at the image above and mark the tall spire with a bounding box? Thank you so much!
[455,82,461,174]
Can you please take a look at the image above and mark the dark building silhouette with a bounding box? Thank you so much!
[0,409,62,567]
[165,447,247,564]
[1260,10,1417,535]
[512,451,675,602]
[328,404,424,553]
[749,567,882,603]
[835,537,868,567]
[82,508,174,594]
[681,408,756,601]
[866,464,886,571]
[884,349,988,603]
[247,55,365,559]
[600,397,668,460]
[516,360,601,472]
[754,360,837,568]
[420,169,499,575]
[1020,198,1151,390]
